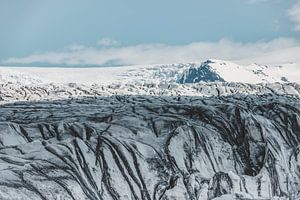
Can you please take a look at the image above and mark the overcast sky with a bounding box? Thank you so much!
[1,0,300,66]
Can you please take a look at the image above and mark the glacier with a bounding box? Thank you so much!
[0,60,299,200]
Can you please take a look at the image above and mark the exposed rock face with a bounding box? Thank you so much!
[178,61,225,83]
[0,94,299,199]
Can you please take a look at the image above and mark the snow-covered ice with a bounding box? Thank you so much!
[0,59,299,200]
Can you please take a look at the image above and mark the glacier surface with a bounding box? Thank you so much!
[0,60,299,200]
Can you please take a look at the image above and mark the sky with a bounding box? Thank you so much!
[1,0,300,67]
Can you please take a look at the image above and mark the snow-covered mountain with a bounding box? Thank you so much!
[0,59,299,85]
[0,60,300,200]
[179,60,299,84]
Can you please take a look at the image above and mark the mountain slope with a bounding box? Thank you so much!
[178,61,225,83]
[179,60,298,84]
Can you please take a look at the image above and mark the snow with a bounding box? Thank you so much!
[0,59,299,85]
[0,59,299,199]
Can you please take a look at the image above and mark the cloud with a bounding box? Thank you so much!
[65,44,86,51]
[288,0,300,31]
[96,38,120,47]
[3,38,300,67]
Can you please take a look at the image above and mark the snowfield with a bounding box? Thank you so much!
[0,60,299,200]
[0,59,299,85]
